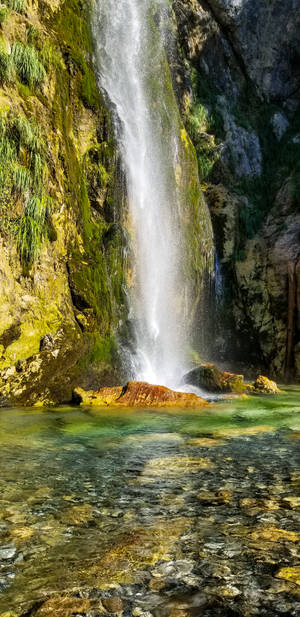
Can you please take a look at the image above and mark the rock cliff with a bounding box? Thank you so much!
[0,0,127,405]
[172,0,300,379]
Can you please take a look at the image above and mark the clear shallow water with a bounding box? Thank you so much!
[0,388,300,616]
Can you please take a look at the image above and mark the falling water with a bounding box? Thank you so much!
[93,0,193,387]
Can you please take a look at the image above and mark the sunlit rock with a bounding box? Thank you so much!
[185,437,224,448]
[276,566,300,586]
[73,381,207,408]
[138,455,214,482]
[214,425,273,438]
[59,503,94,526]
[250,526,299,543]
[34,596,92,617]
[252,375,280,394]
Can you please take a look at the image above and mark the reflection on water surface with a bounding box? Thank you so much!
[0,388,300,616]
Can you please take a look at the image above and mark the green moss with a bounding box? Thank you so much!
[17,82,32,99]
[49,8,126,336]
[0,7,9,24]
[87,333,118,365]
[80,65,99,110]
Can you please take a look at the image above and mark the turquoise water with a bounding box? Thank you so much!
[0,388,300,616]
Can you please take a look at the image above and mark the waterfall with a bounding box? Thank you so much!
[92,0,213,387]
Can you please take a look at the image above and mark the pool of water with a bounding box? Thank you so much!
[0,387,300,616]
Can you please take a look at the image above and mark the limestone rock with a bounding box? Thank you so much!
[73,381,207,408]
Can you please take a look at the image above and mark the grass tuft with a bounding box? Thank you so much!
[0,112,53,269]
[12,163,31,194]
[12,42,46,87]
[6,0,26,13]
[0,49,14,83]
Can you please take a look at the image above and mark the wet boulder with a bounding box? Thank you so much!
[73,381,208,408]
[183,363,246,394]
[183,364,280,395]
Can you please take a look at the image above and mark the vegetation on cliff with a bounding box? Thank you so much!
[0,0,127,405]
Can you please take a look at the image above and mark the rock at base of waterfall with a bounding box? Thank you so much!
[183,364,280,395]
[252,375,280,394]
[73,381,208,408]
[183,363,245,393]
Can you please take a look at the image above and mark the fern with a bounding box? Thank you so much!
[17,194,48,266]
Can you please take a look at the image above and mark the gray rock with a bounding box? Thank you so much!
[271,112,289,141]
[206,0,300,101]
[0,546,16,560]
[220,110,262,177]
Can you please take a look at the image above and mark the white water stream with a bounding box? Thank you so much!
[93,0,190,387]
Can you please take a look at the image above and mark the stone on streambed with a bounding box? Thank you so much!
[251,374,280,394]
[73,381,207,408]
[183,363,280,395]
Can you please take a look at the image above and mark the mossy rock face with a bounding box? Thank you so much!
[0,0,126,403]
[0,325,82,406]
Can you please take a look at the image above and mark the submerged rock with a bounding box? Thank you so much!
[183,363,280,395]
[276,566,300,586]
[73,381,207,408]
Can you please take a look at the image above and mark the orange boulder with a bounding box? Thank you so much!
[73,380,207,408]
